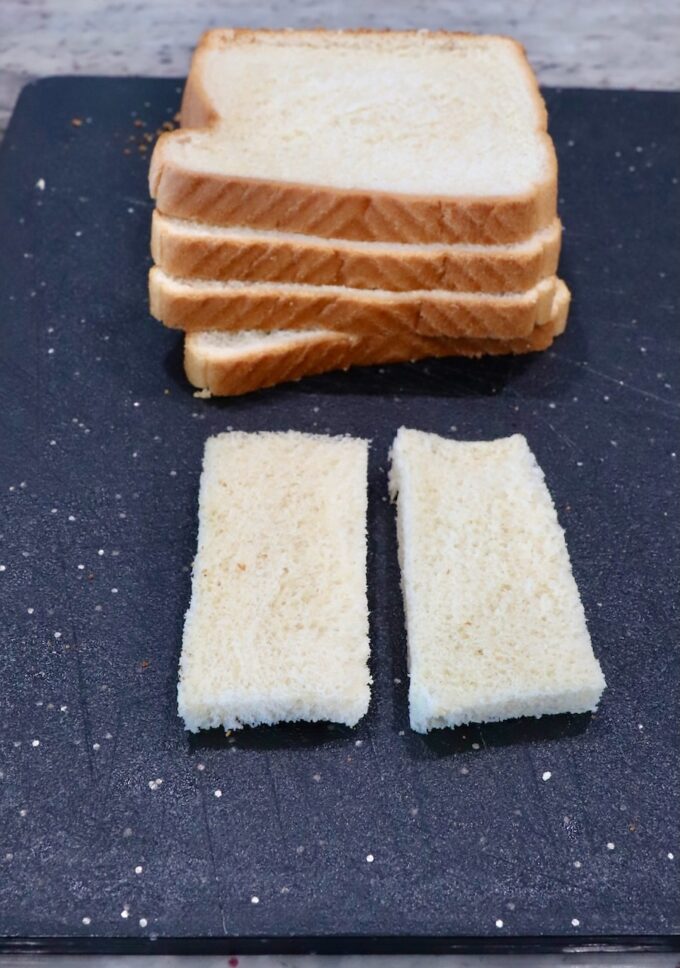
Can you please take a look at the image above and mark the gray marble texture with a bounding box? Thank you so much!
[2,955,680,967]
[0,2,678,965]
[1,0,680,137]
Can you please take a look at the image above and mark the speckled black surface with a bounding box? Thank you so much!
[0,79,678,955]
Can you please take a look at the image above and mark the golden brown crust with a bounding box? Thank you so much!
[183,282,570,396]
[151,153,557,246]
[151,213,561,293]
[149,29,558,244]
[149,268,557,340]
[184,330,350,393]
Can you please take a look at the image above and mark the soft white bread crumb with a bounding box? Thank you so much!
[178,431,371,731]
[163,30,552,196]
[388,429,606,732]
[188,329,337,355]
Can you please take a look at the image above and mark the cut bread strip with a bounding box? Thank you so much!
[388,429,606,733]
[184,281,570,396]
[150,29,557,244]
[152,213,561,293]
[178,431,371,731]
[150,268,559,341]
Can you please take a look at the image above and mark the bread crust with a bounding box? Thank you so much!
[149,269,558,341]
[151,212,561,293]
[149,29,558,245]
[184,280,570,396]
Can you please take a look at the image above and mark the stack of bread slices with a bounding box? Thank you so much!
[149,28,568,396]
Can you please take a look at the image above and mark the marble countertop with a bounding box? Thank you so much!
[1,2,678,965]
[1,0,679,137]
[2,955,680,968]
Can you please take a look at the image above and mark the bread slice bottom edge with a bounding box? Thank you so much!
[151,210,562,293]
[184,280,570,396]
[150,268,559,340]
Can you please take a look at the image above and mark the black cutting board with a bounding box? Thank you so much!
[0,78,678,956]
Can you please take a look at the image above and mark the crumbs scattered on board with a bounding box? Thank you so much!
[123,109,178,156]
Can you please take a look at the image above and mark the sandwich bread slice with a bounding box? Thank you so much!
[150,29,557,244]
[178,431,372,731]
[388,428,606,733]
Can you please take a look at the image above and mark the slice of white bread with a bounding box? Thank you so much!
[150,29,557,244]
[388,429,606,733]
[178,431,371,731]
[184,280,570,396]
[152,212,561,293]
[149,268,559,341]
